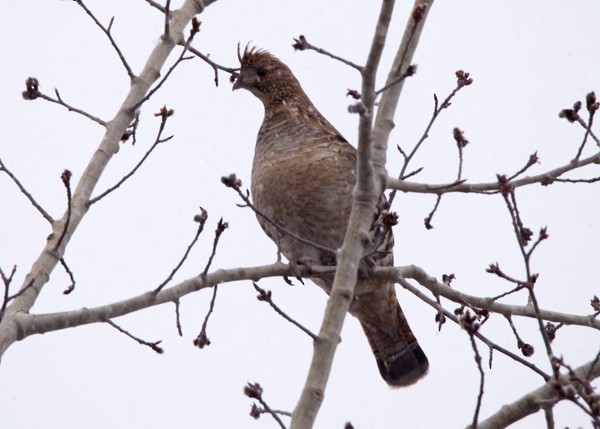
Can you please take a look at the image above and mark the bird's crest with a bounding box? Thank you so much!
[236,43,280,68]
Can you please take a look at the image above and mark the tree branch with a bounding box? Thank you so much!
[387,150,600,194]
[0,157,54,224]
[471,358,600,429]
[0,262,331,357]
[0,0,217,340]
[291,1,420,428]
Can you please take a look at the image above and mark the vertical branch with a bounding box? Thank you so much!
[373,0,434,180]
[291,3,436,428]
[291,2,411,429]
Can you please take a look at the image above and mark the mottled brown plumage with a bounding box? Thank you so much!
[233,46,428,386]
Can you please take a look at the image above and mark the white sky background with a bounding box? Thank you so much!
[1,1,600,428]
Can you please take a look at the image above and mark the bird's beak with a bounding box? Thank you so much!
[232,73,244,91]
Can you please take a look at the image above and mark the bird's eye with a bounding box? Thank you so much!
[256,68,267,77]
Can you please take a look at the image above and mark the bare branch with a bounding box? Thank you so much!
[1,0,217,325]
[193,285,218,349]
[245,382,288,429]
[460,311,485,429]
[174,299,183,336]
[507,152,540,182]
[395,265,600,330]
[0,156,54,224]
[22,78,107,126]
[163,0,172,37]
[559,91,600,153]
[0,266,17,320]
[201,218,229,277]
[74,0,135,80]
[54,170,73,253]
[59,258,76,295]
[222,174,336,257]
[373,0,434,187]
[396,271,550,380]
[291,1,418,428]
[423,194,442,230]
[106,319,163,353]
[155,207,208,293]
[185,44,239,86]
[88,106,174,206]
[253,283,317,340]
[387,150,600,194]
[145,0,167,13]
[388,70,472,207]
[292,35,363,72]
[498,183,556,374]
[472,358,600,429]
[132,17,202,111]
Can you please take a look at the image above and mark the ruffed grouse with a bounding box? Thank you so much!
[233,46,428,386]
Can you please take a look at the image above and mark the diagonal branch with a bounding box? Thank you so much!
[0,157,54,224]
[0,0,216,337]
[74,0,136,80]
[471,358,600,429]
[290,2,428,428]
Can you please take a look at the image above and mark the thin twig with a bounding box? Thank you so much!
[253,283,317,340]
[251,405,292,419]
[221,174,335,256]
[106,319,163,353]
[292,35,363,72]
[555,176,600,184]
[373,6,424,98]
[21,78,107,126]
[60,258,76,295]
[145,0,167,13]
[575,116,600,147]
[132,18,201,111]
[74,0,135,79]
[155,207,208,293]
[193,285,218,348]
[145,4,237,86]
[575,101,596,160]
[375,64,416,96]
[486,262,528,287]
[201,218,229,277]
[499,184,556,376]
[388,71,472,207]
[0,157,54,223]
[462,314,485,429]
[185,43,239,86]
[88,107,174,206]
[396,275,551,380]
[163,0,171,37]
[453,127,469,181]
[423,194,442,230]
[505,315,534,357]
[54,170,73,252]
[507,152,540,182]
[244,383,288,429]
[0,266,17,319]
[174,299,183,336]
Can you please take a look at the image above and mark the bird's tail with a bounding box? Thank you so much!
[359,301,429,387]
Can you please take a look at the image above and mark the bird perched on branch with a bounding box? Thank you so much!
[232,46,428,386]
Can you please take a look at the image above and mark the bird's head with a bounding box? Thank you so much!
[232,44,306,107]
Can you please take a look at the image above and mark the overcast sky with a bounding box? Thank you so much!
[2,1,600,428]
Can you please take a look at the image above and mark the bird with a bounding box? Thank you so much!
[232,46,428,387]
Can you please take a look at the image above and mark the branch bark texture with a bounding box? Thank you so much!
[0,0,216,359]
